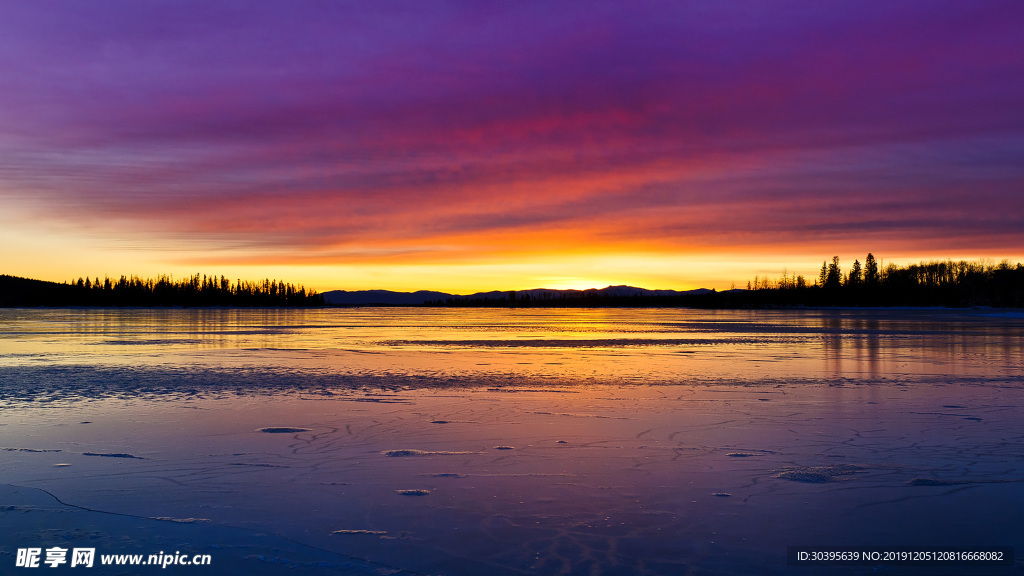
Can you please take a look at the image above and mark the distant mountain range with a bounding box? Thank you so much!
[321,285,716,306]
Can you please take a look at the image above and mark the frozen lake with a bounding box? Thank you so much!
[1,308,1023,574]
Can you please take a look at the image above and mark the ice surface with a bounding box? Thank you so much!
[2,308,1023,575]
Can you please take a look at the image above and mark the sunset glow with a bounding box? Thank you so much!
[2,2,1023,292]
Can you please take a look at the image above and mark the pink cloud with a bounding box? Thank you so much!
[1,1,1023,268]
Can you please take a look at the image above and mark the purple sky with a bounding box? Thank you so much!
[2,1,1023,290]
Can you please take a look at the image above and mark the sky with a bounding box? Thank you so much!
[1,1,1023,293]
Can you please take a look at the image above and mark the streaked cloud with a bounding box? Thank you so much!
[1,1,1022,289]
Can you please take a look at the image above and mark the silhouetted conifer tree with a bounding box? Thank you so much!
[847,260,862,287]
[864,253,879,286]
[825,256,842,289]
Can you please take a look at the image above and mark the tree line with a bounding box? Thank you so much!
[737,254,1024,307]
[0,273,323,307]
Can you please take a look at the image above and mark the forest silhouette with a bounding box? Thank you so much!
[729,254,1024,308]
[0,273,323,307]
[2,255,1023,308]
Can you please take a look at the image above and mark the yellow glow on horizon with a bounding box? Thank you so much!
[6,202,1024,296]
[12,245,1024,296]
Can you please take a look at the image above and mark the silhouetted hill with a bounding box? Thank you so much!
[323,285,713,306]
[0,275,77,306]
[321,289,452,306]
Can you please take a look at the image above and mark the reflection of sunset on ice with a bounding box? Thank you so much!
[2,309,1023,574]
